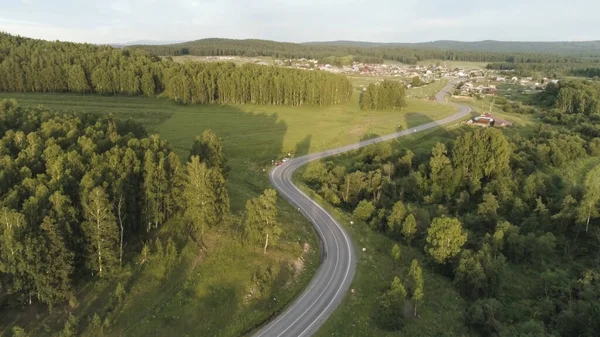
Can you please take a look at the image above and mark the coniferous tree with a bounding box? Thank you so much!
[32,215,74,307]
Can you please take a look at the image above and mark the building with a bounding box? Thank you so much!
[466,113,512,127]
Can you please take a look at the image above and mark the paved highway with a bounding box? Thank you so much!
[253,81,471,337]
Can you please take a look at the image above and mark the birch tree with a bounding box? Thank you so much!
[244,189,281,254]
[183,156,230,244]
[83,187,118,277]
[409,259,424,316]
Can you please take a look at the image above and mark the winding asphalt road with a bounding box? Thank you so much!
[253,81,471,337]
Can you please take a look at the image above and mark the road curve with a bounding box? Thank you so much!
[253,81,471,337]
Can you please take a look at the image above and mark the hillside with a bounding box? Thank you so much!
[131,38,600,75]
[129,38,538,65]
[306,40,600,57]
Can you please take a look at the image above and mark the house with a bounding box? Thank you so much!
[467,113,512,128]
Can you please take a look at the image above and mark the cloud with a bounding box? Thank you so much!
[418,18,464,28]
[184,0,200,7]
[110,1,131,13]
[1,0,600,43]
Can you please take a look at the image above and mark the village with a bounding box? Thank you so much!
[189,55,559,96]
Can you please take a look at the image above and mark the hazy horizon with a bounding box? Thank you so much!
[1,0,599,44]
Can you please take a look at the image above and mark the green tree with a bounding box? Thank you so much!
[353,200,375,222]
[452,129,511,193]
[11,326,28,337]
[374,276,406,330]
[189,129,227,174]
[391,244,401,266]
[141,72,155,96]
[478,193,499,217]
[342,171,366,205]
[32,215,74,307]
[402,214,417,244]
[429,142,459,202]
[411,76,422,87]
[115,282,126,304]
[426,217,467,264]
[468,298,503,336]
[244,189,281,254]
[82,187,119,277]
[59,314,78,337]
[409,259,424,316]
[183,156,230,244]
[66,64,90,93]
[0,208,26,294]
[577,184,600,233]
[387,201,407,236]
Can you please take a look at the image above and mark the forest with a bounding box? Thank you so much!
[302,79,600,336]
[307,40,600,58]
[486,61,600,78]
[132,38,600,77]
[359,80,407,111]
[0,33,352,107]
[0,99,287,336]
[0,98,185,307]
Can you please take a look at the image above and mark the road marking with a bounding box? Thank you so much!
[255,166,338,337]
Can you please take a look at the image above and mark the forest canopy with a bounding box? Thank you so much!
[0,33,353,107]
[360,80,407,110]
[302,81,600,335]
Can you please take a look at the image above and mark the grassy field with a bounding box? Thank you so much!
[407,79,449,99]
[346,76,449,100]
[0,84,457,336]
[171,55,275,65]
[450,96,540,137]
[496,83,538,104]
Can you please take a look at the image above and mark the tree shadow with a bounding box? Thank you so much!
[294,134,312,157]
[153,103,289,211]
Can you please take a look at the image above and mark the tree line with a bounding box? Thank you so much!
[131,37,600,68]
[0,33,352,107]
[486,60,600,78]
[359,80,407,110]
[302,118,600,334]
[0,99,282,313]
[164,62,352,106]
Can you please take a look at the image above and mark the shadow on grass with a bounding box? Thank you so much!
[294,135,312,157]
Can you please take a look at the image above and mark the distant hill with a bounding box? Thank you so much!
[305,40,600,57]
[130,37,600,76]
[110,40,183,48]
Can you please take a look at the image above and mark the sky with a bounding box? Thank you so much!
[0,0,599,44]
